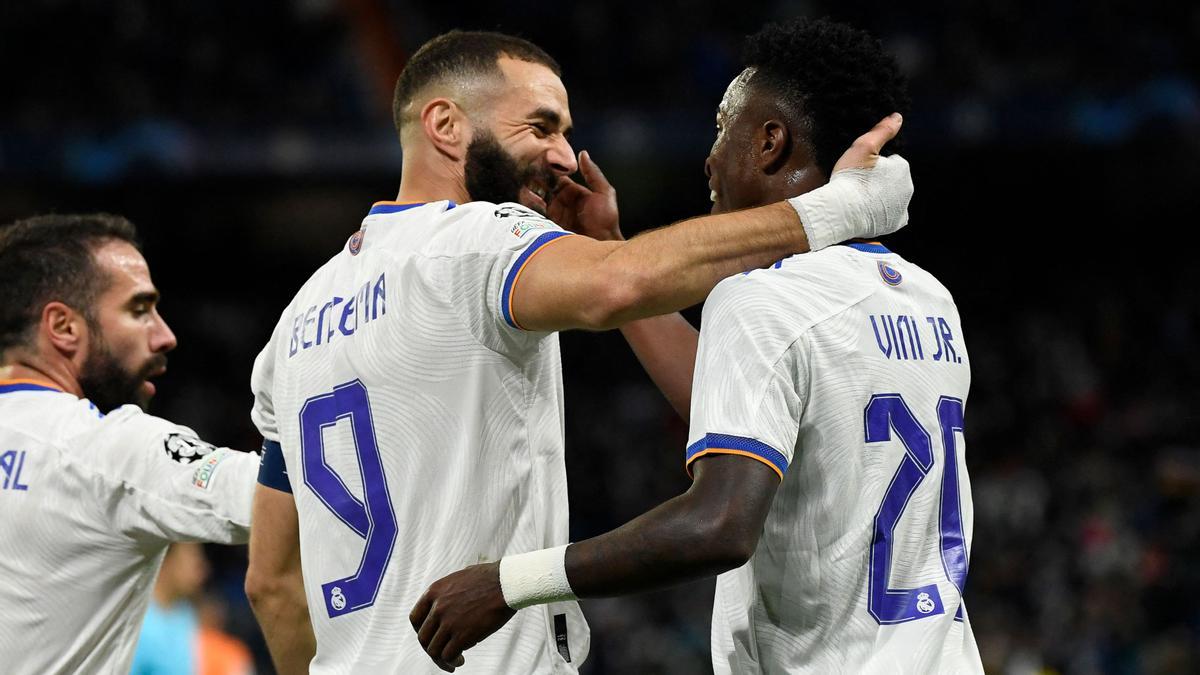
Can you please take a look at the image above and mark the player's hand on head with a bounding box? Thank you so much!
[547,150,623,241]
[831,113,904,174]
[409,561,515,672]
[791,113,912,249]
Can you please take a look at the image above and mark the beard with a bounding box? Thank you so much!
[464,131,559,211]
[77,333,166,413]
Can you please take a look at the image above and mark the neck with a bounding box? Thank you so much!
[396,150,471,204]
[771,163,827,204]
[0,352,81,396]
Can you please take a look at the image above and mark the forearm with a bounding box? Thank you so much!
[248,572,316,674]
[620,313,698,421]
[602,202,805,324]
[564,491,747,597]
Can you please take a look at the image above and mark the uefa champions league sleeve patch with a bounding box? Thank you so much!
[191,448,234,490]
[163,432,217,464]
[494,205,556,237]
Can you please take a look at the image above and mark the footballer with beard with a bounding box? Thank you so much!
[0,213,258,673]
[245,29,914,674]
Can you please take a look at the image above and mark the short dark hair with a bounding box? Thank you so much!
[0,213,140,354]
[393,30,561,136]
[742,18,911,176]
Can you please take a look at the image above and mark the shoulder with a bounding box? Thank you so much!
[0,391,106,448]
[426,201,566,254]
[65,404,204,465]
[704,247,875,335]
[884,252,958,305]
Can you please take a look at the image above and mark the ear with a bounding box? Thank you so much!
[421,98,469,162]
[759,119,792,175]
[42,301,87,360]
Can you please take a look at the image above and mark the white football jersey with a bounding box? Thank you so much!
[686,243,983,674]
[250,200,588,674]
[0,381,256,675]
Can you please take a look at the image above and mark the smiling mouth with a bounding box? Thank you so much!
[528,180,554,203]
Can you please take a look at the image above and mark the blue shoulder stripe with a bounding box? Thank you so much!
[685,433,789,479]
[501,230,573,329]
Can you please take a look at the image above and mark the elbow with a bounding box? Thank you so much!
[579,267,648,330]
[245,564,286,610]
[693,512,759,572]
[244,568,269,609]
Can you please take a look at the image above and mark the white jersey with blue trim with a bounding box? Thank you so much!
[686,243,983,674]
[0,381,255,675]
[250,200,588,674]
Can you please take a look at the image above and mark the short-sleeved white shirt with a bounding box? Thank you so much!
[250,201,588,674]
[0,381,256,674]
[687,243,983,674]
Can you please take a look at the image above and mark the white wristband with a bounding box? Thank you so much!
[787,154,912,251]
[498,545,576,610]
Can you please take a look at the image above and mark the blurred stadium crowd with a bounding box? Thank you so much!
[2,1,1198,673]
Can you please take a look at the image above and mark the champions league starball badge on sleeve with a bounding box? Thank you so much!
[163,432,217,464]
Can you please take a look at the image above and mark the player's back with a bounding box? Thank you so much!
[692,243,981,674]
[251,201,587,674]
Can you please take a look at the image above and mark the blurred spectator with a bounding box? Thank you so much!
[132,543,254,675]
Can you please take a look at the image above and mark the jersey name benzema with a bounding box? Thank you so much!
[687,243,983,674]
[251,200,587,674]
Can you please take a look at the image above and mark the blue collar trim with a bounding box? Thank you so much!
[367,201,457,217]
[0,382,62,395]
[843,241,890,254]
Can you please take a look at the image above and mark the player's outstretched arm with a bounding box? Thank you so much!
[620,314,699,421]
[546,158,700,419]
[245,484,316,674]
[409,454,777,670]
[510,114,908,332]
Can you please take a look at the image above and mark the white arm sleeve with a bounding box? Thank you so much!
[75,407,256,545]
[686,276,810,480]
[437,202,573,355]
[250,320,281,443]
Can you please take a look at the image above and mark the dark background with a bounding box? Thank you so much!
[3,1,1199,672]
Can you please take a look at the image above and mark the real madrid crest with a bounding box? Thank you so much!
[878,261,902,286]
[348,230,365,255]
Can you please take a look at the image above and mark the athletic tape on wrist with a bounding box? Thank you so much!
[499,544,576,610]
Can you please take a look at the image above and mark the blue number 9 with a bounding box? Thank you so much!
[300,380,397,618]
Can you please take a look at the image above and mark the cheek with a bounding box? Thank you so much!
[103,318,152,360]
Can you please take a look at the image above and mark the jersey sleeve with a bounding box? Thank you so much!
[439,203,573,355]
[249,323,280,443]
[685,276,811,481]
[73,406,257,545]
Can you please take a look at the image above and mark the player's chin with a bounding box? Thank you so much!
[136,380,156,407]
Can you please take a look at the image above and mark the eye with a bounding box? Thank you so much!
[529,122,550,137]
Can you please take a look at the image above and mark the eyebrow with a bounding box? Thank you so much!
[531,107,573,138]
[127,290,160,306]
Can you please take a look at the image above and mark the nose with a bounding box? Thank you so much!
[151,312,178,354]
[547,135,578,176]
[704,155,714,179]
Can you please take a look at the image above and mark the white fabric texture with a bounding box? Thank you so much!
[0,388,255,674]
[688,244,982,674]
[250,200,588,674]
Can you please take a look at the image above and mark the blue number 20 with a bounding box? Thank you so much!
[864,394,967,624]
[300,380,397,618]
